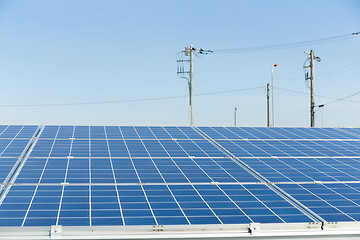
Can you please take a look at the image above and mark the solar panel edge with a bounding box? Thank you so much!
[0,126,42,199]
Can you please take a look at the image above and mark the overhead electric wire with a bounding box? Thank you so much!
[275,87,360,104]
[212,32,359,54]
[319,91,360,106]
[0,87,264,108]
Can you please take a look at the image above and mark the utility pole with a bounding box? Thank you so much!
[304,50,321,127]
[267,83,270,127]
[189,45,194,126]
[176,46,212,126]
[234,107,237,127]
[310,50,315,128]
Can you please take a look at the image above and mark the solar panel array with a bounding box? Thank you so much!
[1,125,360,228]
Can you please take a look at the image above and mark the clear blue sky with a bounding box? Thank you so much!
[0,0,359,127]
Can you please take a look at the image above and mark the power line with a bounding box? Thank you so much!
[277,58,360,81]
[275,87,360,104]
[320,91,360,106]
[0,87,264,108]
[212,32,359,54]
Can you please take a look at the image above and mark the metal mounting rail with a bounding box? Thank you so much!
[0,125,44,203]
[194,127,326,224]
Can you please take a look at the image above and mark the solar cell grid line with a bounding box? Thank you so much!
[226,127,289,140]
[20,126,63,227]
[177,139,227,158]
[340,128,360,138]
[328,140,360,156]
[278,183,359,222]
[247,127,289,140]
[298,157,360,182]
[263,128,303,140]
[136,128,225,225]
[87,126,93,226]
[161,128,257,183]
[227,184,286,223]
[104,126,125,225]
[120,126,139,139]
[222,127,258,139]
[73,126,89,139]
[301,140,360,157]
[198,127,230,140]
[104,126,122,139]
[211,185,254,224]
[277,140,327,157]
[150,128,222,183]
[319,128,359,139]
[212,127,246,140]
[57,126,75,139]
[331,157,360,176]
[15,126,39,139]
[0,125,21,139]
[245,157,354,183]
[132,128,171,184]
[161,127,188,140]
[90,126,106,139]
[177,127,204,140]
[55,128,74,226]
[0,126,25,157]
[39,126,59,139]
[162,127,258,183]
[134,127,156,140]
[214,139,269,158]
[260,140,312,157]
[148,127,172,140]
[239,127,277,140]
[0,126,9,136]
[280,128,321,140]
[237,158,299,183]
[297,128,335,140]
[129,128,191,224]
[118,127,158,225]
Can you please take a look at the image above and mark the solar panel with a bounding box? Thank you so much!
[278,183,360,222]
[2,125,360,233]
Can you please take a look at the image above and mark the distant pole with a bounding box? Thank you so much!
[234,107,237,127]
[189,45,194,126]
[271,64,278,127]
[267,83,270,127]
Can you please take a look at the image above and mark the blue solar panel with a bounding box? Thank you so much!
[40,126,205,140]
[0,125,38,139]
[0,183,314,227]
[2,125,360,228]
[199,127,360,140]
[278,183,360,222]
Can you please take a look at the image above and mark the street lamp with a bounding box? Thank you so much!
[271,64,278,127]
